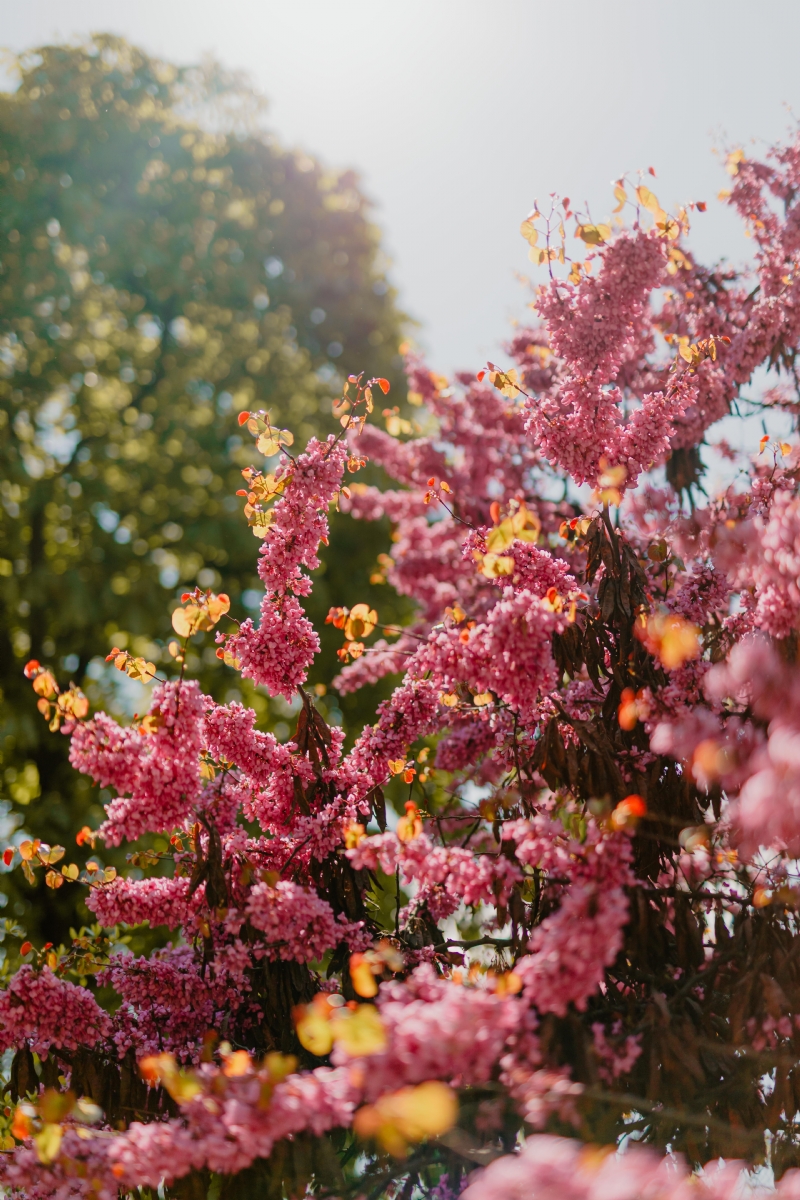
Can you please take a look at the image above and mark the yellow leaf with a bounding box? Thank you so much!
[206,593,231,623]
[61,863,79,881]
[164,1071,203,1103]
[353,1081,456,1157]
[497,367,521,399]
[388,758,406,776]
[345,603,378,641]
[440,692,459,708]
[249,510,274,538]
[480,553,515,578]
[486,518,516,553]
[635,185,661,214]
[473,692,493,707]
[510,505,541,541]
[657,215,681,241]
[38,1094,74,1128]
[256,433,280,456]
[34,1123,63,1165]
[294,1004,334,1056]
[386,415,412,437]
[172,606,199,638]
[520,219,538,246]
[780,442,792,456]
[726,149,745,177]
[576,223,611,245]
[331,1004,386,1057]
[597,462,627,488]
[612,184,627,213]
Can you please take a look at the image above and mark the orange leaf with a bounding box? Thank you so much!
[397,802,422,843]
[32,671,57,699]
[611,794,647,832]
[11,1105,32,1141]
[350,954,379,998]
[222,1050,252,1077]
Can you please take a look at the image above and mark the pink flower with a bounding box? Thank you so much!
[0,966,111,1055]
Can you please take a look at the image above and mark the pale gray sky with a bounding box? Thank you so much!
[3,0,800,378]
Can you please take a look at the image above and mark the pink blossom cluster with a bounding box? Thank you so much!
[0,966,111,1056]
[348,831,520,921]
[225,437,347,698]
[653,634,800,856]
[506,815,634,1015]
[101,945,245,1061]
[535,231,667,381]
[69,679,205,845]
[0,971,537,1196]
[338,966,536,1098]
[723,488,800,638]
[246,879,361,961]
[524,230,685,486]
[461,1135,791,1200]
[337,675,440,805]
[411,588,562,715]
[86,875,198,930]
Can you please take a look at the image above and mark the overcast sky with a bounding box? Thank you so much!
[4,0,800,379]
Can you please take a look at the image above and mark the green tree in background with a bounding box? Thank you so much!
[0,36,410,943]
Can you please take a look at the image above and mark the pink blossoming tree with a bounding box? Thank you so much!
[5,131,800,1199]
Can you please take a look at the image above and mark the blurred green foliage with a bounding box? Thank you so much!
[0,36,412,944]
